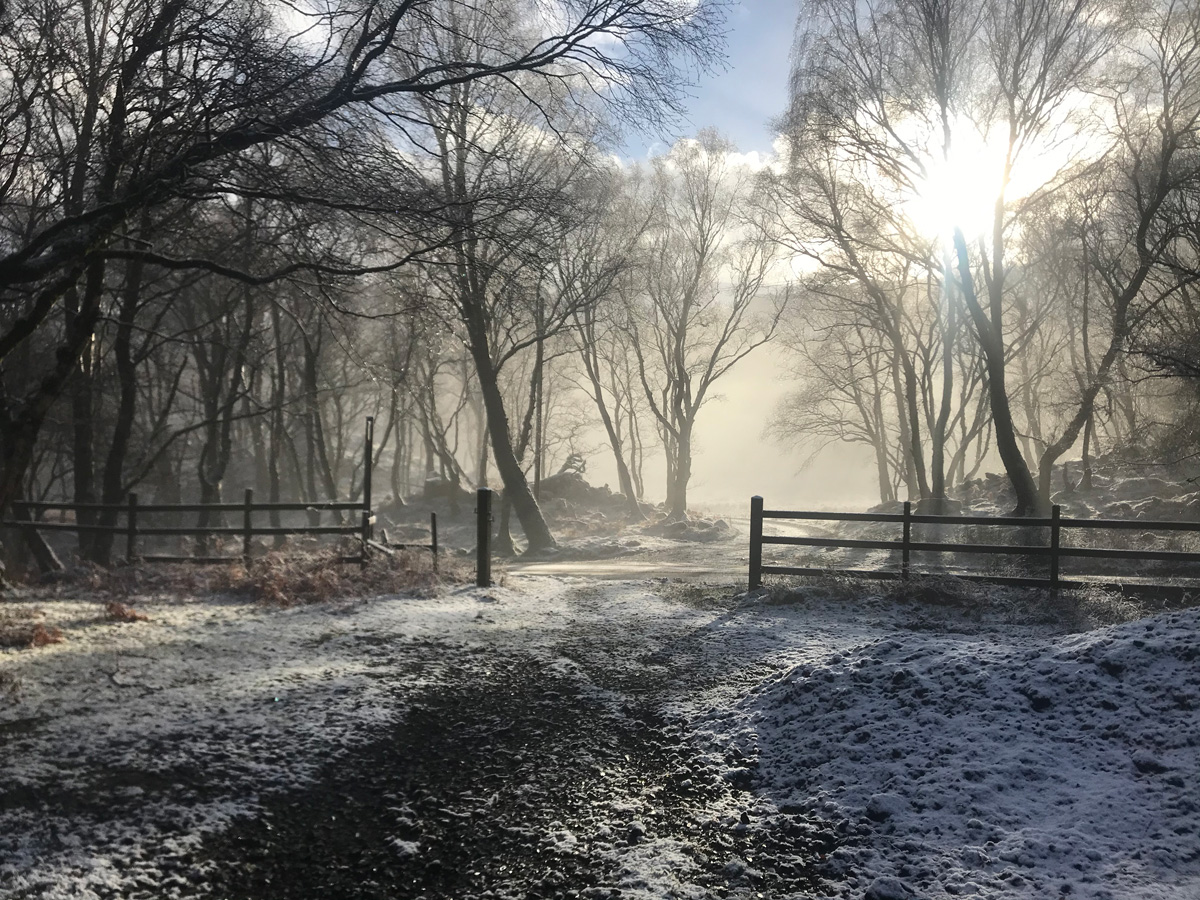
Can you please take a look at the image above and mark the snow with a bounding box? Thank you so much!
[1,573,1198,898]
[682,590,1200,899]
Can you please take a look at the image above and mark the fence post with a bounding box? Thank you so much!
[749,495,764,588]
[126,493,139,563]
[431,511,439,573]
[476,487,492,588]
[363,416,374,541]
[902,500,912,580]
[1050,504,1061,592]
[243,488,253,567]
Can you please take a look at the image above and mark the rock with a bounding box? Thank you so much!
[865,875,914,899]
[866,793,909,822]
[914,497,964,515]
[1132,750,1170,775]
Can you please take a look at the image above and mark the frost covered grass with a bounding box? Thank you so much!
[685,583,1200,899]
[0,576,558,899]
[0,568,1197,899]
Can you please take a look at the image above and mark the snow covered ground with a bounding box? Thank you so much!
[0,570,1197,898]
[690,588,1200,899]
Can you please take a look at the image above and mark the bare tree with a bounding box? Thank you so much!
[0,0,722,523]
[780,0,1200,515]
[563,170,652,517]
[393,0,695,550]
[629,131,790,521]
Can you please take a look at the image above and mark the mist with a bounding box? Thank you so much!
[4,0,1200,556]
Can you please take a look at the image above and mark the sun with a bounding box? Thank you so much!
[906,127,1009,242]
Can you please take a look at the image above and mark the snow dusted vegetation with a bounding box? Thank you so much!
[695,589,1200,898]
[1,567,1198,899]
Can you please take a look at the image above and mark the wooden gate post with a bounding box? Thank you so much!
[243,488,253,567]
[126,493,139,563]
[1050,504,1061,592]
[902,501,912,580]
[476,488,493,588]
[749,495,764,588]
[363,416,374,540]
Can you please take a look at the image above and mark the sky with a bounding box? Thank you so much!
[623,0,798,158]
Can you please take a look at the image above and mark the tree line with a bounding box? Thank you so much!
[0,0,793,566]
[5,0,1200,573]
[767,0,1200,515]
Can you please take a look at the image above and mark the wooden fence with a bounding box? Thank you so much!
[1,417,437,571]
[749,496,1200,594]
[5,492,376,566]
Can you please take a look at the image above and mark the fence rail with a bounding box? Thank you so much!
[3,488,375,567]
[0,416,434,572]
[748,496,1200,594]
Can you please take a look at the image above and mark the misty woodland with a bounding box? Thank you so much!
[3,0,1200,548]
[2,1,1200,899]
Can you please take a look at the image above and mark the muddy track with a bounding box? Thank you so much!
[192,584,837,899]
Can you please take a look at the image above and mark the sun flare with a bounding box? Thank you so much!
[906,129,1009,242]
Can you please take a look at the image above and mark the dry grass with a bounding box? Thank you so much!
[0,607,64,649]
[212,547,473,607]
[104,600,149,622]
[762,572,1178,632]
[20,544,471,609]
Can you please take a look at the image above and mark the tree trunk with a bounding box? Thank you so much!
[302,339,340,511]
[493,496,516,556]
[581,342,643,517]
[890,352,919,499]
[268,307,286,543]
[871,400,894,504]
[94,248,147,565]
[953,229,1044,516]
[984,345,1044,514]
[667,423,692,521]
[66,267,104,561]
[465,324,555,551]
[930,265,956,500]
[1081,415,1094,491]
[900,352,931,500]
[0,269,95,523]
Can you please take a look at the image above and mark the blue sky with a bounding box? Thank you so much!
[623,0,797,158]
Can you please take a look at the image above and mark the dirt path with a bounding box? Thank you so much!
[190,582,837,899]
[506,521,815,581]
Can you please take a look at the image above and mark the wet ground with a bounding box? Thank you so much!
[186,581,837,899]
[0,520,860,900]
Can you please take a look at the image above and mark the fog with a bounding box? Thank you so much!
[582,342,880,517]
[5,0,1200,562]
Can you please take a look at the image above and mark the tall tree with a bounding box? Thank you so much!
[0,0,722,523]
[779,0,1200,515]
[630,131,790,520]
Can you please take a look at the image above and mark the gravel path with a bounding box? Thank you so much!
[191,581,838,899]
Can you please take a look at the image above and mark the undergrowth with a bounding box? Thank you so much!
[0,607,64,648]
[214,548,473,607]
[104,601,149,622]
[760,574,1175,631]
[23,546,471,608]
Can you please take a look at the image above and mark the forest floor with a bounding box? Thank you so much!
[1,528,1199,899]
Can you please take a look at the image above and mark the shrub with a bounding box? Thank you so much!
[0,611,64,649]
[104,601,149,622]
[213,547,471,607]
